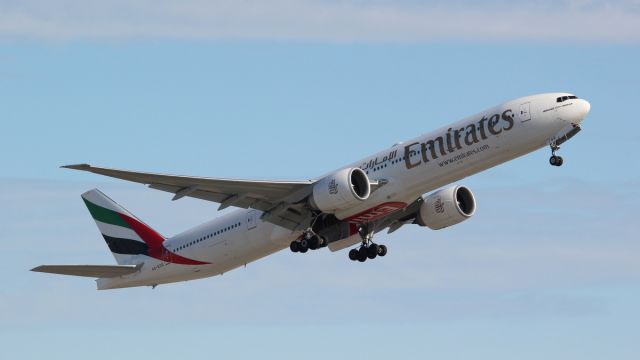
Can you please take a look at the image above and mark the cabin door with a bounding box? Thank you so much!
[519,102,531,122]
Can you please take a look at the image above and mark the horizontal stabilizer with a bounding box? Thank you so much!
[31,264,140,278]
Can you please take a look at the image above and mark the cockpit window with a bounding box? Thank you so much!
[557,95,579,103]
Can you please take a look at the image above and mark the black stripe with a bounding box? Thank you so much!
[102,235,149,255]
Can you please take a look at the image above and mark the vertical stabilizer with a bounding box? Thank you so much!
[81,189,165,265]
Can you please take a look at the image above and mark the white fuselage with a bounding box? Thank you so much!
[97,93,590,289]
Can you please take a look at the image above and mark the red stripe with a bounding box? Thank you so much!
[344,202,407,224]
[118,213,210,265]
[118,213,165,248]
[147,247,210,266]
[349,223,359,236]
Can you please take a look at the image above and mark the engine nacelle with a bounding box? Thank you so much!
[417,185,476,230]
[309,168,371,213]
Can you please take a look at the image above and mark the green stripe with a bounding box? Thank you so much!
[82,198,130,228]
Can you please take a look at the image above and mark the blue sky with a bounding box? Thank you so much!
[2,1,640,359]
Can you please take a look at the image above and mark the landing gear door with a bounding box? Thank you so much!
[519,102,531,122]
[247,210,258,230]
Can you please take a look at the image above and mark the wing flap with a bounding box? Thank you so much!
[31,265,140,278]
[147,183,273,211]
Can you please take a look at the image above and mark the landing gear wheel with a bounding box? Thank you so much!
[367,244,378,259]
[549,143,564,167]
[351,224,387,262]
[299,243,308,253]
[289,241,300,253]
[357,247,367,262]
[308,236,320,250]
[549,155,564,167]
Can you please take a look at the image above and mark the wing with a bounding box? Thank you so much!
[31,265,140,278]
[374,197,423,234]
[63,164,315,230]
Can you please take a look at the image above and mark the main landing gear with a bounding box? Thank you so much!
[289,230,327,254]
[348,225,387,262]
[549,143,564,167]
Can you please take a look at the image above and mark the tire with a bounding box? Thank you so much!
[367,245,378,259]
[289,241,300,253]
[557,156,564,166]
[549,156,557,166]
[357,247,367,262]
[348,249,359,261]
[299,244,308,253]
[378,245,387,257]
[309,236,320,250]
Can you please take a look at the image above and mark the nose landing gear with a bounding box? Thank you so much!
[549,155,563,166]
[549,143,564,167]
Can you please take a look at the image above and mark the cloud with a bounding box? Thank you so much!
[1,0,640,42]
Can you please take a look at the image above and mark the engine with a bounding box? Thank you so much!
[309,168,371,213]
[417,185,476,230]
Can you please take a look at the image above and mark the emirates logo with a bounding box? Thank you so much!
[434,197,445,214]
[328,179,338,195]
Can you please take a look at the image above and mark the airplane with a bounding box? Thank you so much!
[32,92,591,290]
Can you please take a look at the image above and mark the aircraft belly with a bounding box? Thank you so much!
[187,220,295,275]
[233,222,296,265]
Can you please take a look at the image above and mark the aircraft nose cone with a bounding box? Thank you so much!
[571,99,591,125]
[580,99,591,117]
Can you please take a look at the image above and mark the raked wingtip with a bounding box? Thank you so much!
[61,163,91,170]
